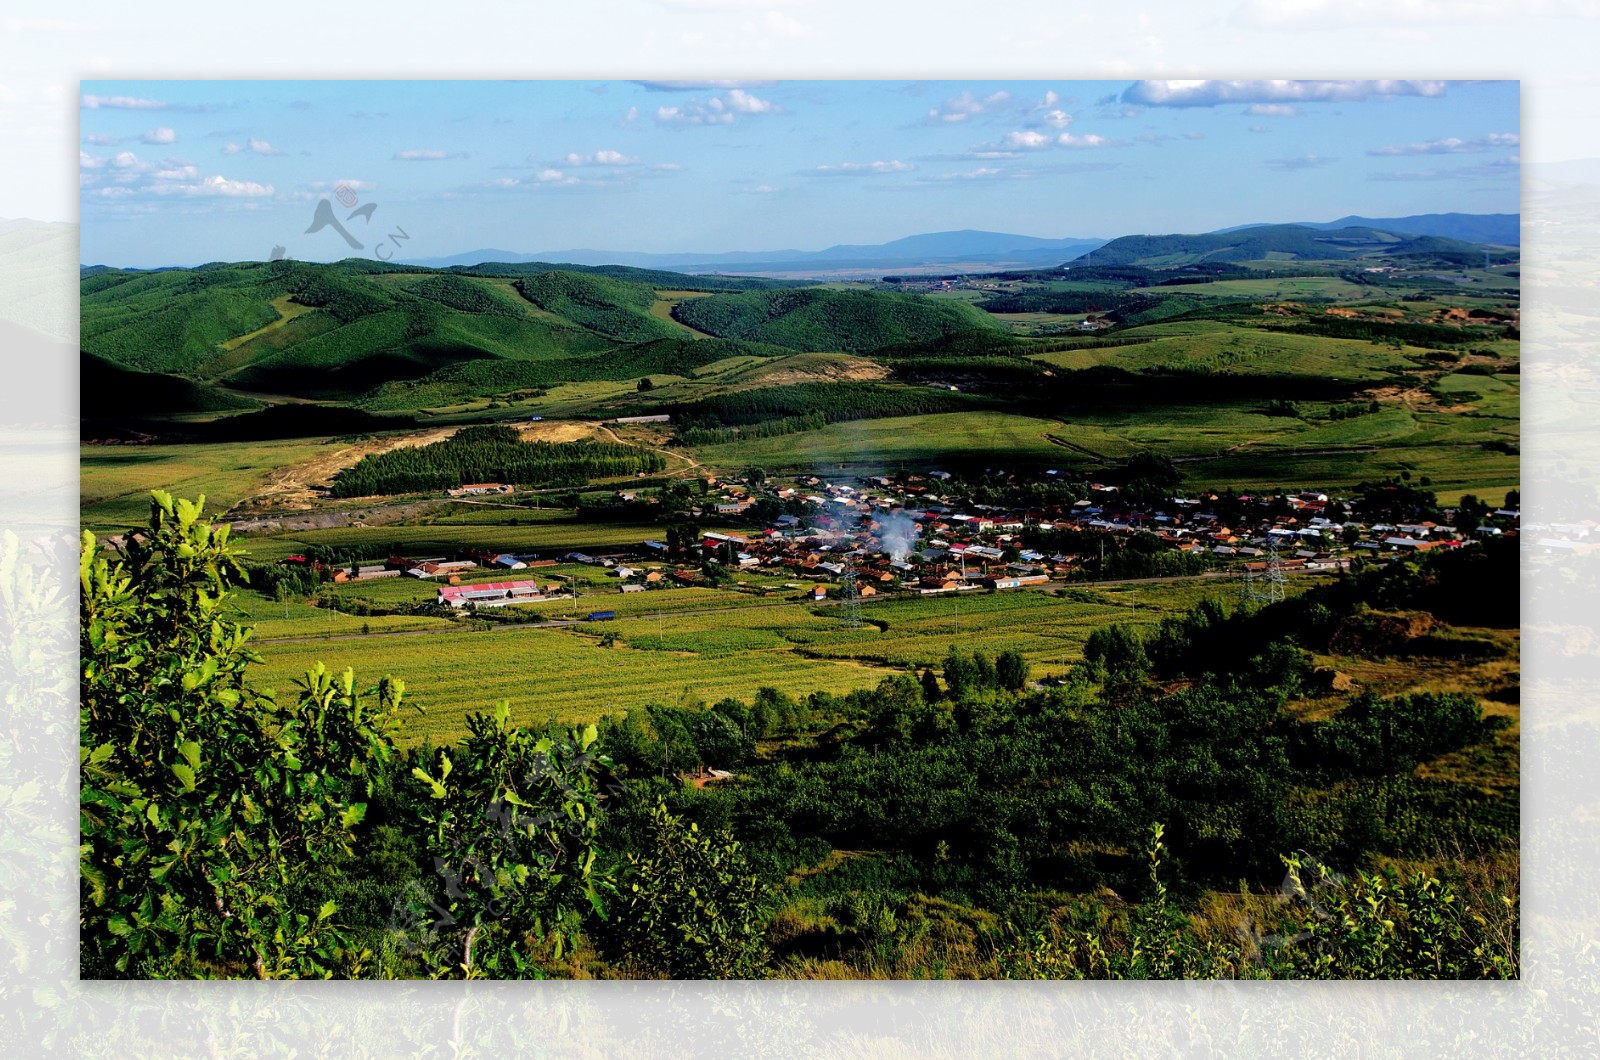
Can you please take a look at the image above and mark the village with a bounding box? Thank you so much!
[280,468,1524,614]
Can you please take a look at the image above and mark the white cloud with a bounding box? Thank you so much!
[111,150,142,169]
[394,148,460,160]
[658,103,727,125]
[926,90,1010,124]
[657,89,776,125]
[152,174,274,197]
[1058,132,1109,148]
[83,133,116,146]
[1033,90,1060,110]
[79,151,105,170]
[1266,153,1338,170]
[247,137,283,156]
[726,88,775,113]
[222,143,242,155]
[1004,130,1052,150]
[933,166,1004,181]
[140,127,176,145]
[814,159,914,175]
[81,93,164,110]
[1124,80,1450,107]
[1250,124,1269,134]
[752,184,776,193]
[622,106,639,124]
[1246,104,1300,117]
[561,149,641,166]
[1039,109,1073,129]
[1369,133,1520,155]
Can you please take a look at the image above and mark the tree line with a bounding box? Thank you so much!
[330,425,666,498]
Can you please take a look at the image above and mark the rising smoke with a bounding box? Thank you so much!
[875,510,921,564]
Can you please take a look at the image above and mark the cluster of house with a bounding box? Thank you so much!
[664,471,1521,592]
[286,470,1522,611]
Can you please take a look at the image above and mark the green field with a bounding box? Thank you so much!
[248,622,889,744]
[81,438,335,533]
[1128,276,1372,301]
[691,411,1070,470]
[244,576,1264,744]
[1031,319,1418,381]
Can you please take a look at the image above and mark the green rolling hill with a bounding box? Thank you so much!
[670,287,1003,352]
[79,260,1013,423]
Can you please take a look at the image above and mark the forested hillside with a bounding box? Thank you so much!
[671,287,1002,352]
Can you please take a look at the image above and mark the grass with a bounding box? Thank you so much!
[218,294,319,352]
[233,590,457,639]
[1031,321,1418,382]
[690,411,1070,471]
[1176,443,1519,497]
[81,438,335,534]
[1128,277,1372,301]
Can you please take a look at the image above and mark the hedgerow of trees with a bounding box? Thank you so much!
[331,425,666,497]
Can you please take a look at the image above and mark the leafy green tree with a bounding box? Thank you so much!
[609,799,769,979]
[80,491,406,979]
[1084,624,1149,682]
[689,709,752,768]
[943,646,978,700]
[995,650,1029,692]
[972,650,998,691]
[401,707,615,977]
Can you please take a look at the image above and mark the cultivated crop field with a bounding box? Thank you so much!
[247,623,890,745]
[235,518,746,564]
[244,576,1273,744]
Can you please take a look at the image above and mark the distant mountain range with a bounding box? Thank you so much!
[404,230,1109,276]
[1215,213,1519,247]
[1070,222,1519,269]
[404,214,1516,277]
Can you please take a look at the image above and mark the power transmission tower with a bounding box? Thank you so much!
[839,561,862,629]
[1264,538,1287,604]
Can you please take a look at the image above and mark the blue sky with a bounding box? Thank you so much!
[78,79,1520,268]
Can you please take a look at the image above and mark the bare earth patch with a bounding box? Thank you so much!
[754,357,890,387]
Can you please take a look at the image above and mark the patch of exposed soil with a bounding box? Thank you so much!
[752,358,890,386]
[228,426,459,515]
